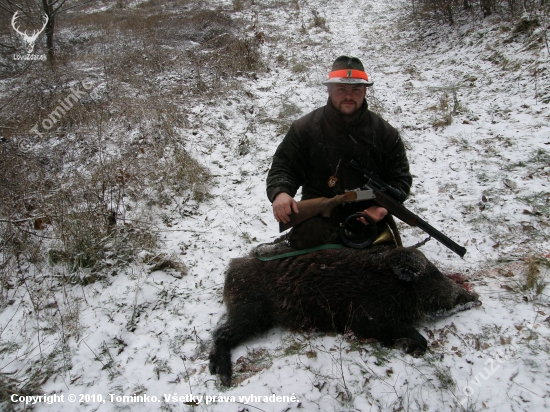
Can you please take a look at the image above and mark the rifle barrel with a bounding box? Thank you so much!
[415,218,467,257]
[374,191,466,257]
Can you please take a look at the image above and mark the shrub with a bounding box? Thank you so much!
[0,0,268,403]
[413,0,549,24]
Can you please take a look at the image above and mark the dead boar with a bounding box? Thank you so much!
[209,245,479,386]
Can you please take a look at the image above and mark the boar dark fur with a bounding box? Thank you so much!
[209,245,479,386]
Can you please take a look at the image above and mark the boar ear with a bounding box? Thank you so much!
[386,250,427,282]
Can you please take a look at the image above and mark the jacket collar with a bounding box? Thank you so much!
[325,97,369,127]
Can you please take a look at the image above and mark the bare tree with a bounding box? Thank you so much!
[1,0,94,61]
[480,0,494,16]
[444,0,455,23]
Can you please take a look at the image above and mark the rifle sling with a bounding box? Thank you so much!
[254,243,346,261]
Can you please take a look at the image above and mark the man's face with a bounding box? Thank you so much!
[328,84,367,116]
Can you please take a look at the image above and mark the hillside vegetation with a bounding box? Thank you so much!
[0,0,549,411]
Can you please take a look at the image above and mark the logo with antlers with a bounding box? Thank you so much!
[11,11,48,54]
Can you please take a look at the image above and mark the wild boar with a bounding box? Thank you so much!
[209,245,479,386]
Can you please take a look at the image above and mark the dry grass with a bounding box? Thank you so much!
[0,0,266,402]
[0,0,263,276]
[525,257,548,295]
[310,8,329,31]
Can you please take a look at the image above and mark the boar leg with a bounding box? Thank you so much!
[209,302,273,386]
[351,317,428,354]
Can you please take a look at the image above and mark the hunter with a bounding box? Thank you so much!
[266,56,412,249]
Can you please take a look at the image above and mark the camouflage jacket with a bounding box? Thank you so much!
[266,98,412,203]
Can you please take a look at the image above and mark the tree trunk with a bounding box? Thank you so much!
[464,0,471,9]
[446,5,454,24]
[42,0,55,61]
[481,0,493,17]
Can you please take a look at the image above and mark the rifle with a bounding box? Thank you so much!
[278,160,467,258]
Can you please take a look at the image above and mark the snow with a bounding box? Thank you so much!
[2,0,550,411]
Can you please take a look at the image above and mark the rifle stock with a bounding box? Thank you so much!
[279,191,360,232]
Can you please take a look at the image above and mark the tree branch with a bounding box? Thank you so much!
[52,0,69,14]
[0,41,17,50]
[54,0,95,15]
[0,0,24,13]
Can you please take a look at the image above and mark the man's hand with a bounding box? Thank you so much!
[358,205,387,225]
[272,192,299,224]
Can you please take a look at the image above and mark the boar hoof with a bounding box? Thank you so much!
[399,336,428,356]
[209,347,232,387]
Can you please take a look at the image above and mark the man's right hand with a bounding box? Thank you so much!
[272,192,299,224]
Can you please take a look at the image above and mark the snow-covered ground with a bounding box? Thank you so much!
[2,0,550,411]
